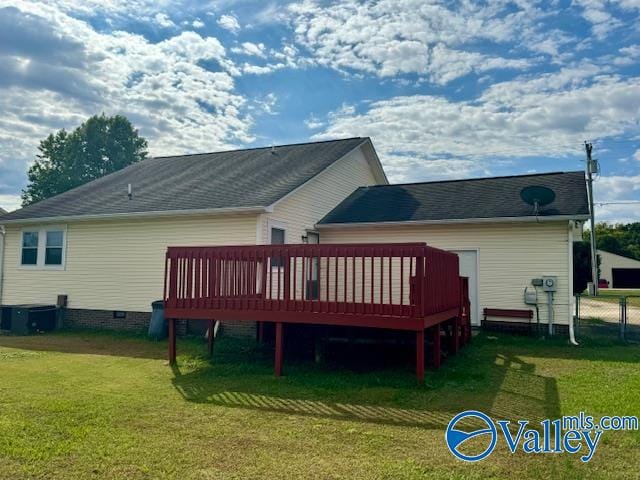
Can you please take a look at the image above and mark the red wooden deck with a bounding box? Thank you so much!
[163,242,471,383]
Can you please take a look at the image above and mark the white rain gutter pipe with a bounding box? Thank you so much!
[568,221,579,345]
[0,225,5,306]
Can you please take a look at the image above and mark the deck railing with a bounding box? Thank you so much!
[164,242,468,382]
[164,243,460,321]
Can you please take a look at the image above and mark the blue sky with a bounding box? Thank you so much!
[0,0,639,222]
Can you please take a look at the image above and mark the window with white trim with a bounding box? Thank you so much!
[45,230,64,265]
[21,227,66,268]
[21,231,39,265]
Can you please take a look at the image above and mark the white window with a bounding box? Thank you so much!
[20,227,66,269]
[45,230,64,266]
[21,231,39,265]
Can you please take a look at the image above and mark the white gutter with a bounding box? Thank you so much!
[568,220,579,346]
[0,205,269,225]
[316,214,591,229]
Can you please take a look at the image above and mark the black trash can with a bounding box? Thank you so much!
[148,300,167,340]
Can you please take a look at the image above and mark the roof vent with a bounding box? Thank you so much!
[127,183,132,200]
[520,185,555,217]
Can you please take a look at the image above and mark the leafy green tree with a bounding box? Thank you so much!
[22,114,148,206]
[583,222,640,261]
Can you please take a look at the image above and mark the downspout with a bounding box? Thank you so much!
[568,221,579,345]
[0,225,5,306]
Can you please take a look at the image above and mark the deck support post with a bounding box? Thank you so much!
[274,322,284,377]
[257,321,265,343]
[450,317,460,354]
[416,329,425,384]
[207,319,215,357]
[168,318,176,365]
[431,325,441,368]
[465,301,472,344]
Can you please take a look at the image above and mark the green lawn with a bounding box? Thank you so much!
[583,289,640,307]
[0,330,639,479]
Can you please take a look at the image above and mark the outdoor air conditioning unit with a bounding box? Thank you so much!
[1,304,58,335]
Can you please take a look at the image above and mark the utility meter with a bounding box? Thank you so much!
[524,287,537,305]
[542,276,557,292]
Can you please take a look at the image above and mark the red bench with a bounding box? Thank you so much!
[483,308,534,334]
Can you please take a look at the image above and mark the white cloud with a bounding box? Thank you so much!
[428,44,535,85]
[154,12,175,28]
[287,0,542,83]
[614,44,640,65]
[217,14,240,33]
[304,116,324,129]
[593,175,640,223]
[0,1,254,198]
[0,194,21,212]
[236,43,307,75]
[192,18,204,29]
[251,92,278,115]
[232,41,267,58]
[241,63,281,75]
[574,0,621,39]
[313,70,640,182]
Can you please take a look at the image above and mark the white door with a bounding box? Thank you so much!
[452,250,480,326]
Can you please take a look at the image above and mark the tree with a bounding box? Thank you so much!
[573,241,601,294]
[583,222,640,261]
[22,114,148,206]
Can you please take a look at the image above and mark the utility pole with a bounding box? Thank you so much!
[585,141,598,296]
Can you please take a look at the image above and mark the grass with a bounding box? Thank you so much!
[0,330,639,479]
[582,289,640,307]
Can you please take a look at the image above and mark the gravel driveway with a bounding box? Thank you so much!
[580,298,640,325]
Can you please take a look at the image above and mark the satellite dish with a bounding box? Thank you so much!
[520,185,556,216]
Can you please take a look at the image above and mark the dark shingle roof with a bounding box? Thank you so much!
[2,138,367,222]
[318,171,589,225]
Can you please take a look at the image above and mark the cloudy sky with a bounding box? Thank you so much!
[0,1,639,222]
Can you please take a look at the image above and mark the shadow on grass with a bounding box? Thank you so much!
[0,329,168,360]
[170,334,562,430]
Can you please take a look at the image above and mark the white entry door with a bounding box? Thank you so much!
[452,250,480,326]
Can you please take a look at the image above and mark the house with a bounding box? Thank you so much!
[0,138,589,337]
[0,138,386,334]
[0,207,6,215]
[316,172,589,332]
[597,249,640,288]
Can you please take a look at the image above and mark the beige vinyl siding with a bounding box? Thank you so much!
[258,145,381,301]
[1,214,258,312]
[319,221,572,325]
[260,146,380,245]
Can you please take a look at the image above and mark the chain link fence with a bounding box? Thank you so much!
[575,294,640,343]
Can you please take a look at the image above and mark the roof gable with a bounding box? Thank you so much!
[318,171,589,225]
[2,137,367,222]
[597,249,640,264]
